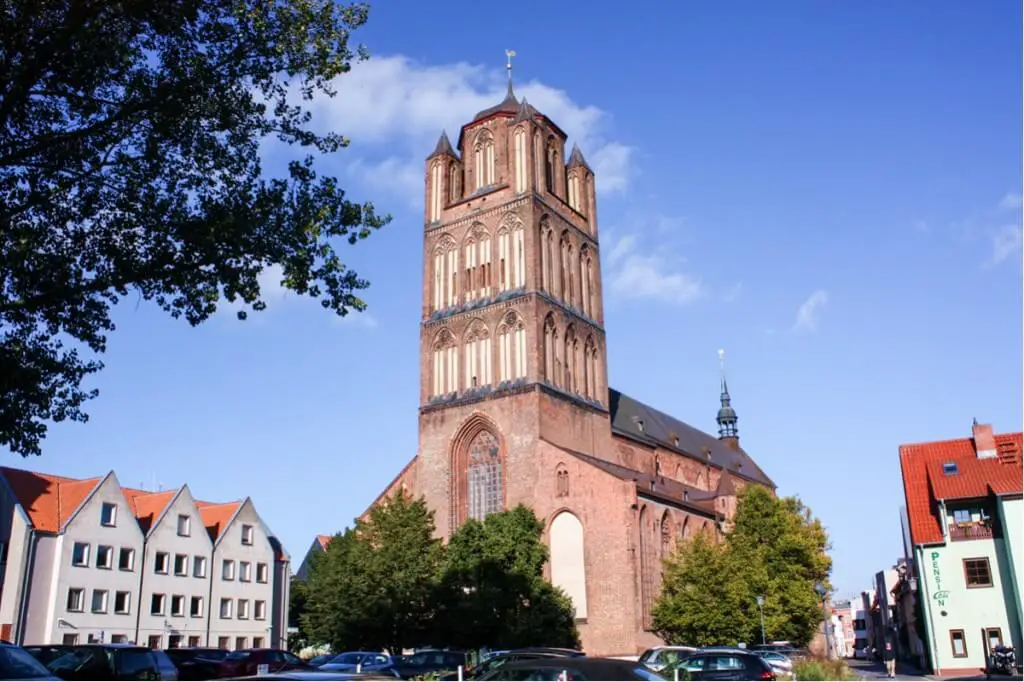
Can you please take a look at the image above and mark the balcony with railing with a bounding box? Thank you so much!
[948,520,998,542]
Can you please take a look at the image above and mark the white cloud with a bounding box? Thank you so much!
[988,224,1022,267]
[300,55,634,207]
[723,281,743,303]
[998,192,1022,212]
[604,232,703,305]
[793,290,829,333]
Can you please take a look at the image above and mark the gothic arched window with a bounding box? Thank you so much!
[545,137,558,194]
[474,129,495,190]
[556,464,569,497]
[660,513,672,557]
[467,430,502,520]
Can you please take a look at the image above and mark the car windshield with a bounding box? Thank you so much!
[331,654,362,664]
[638,649,655,663]
[2,646,57,679]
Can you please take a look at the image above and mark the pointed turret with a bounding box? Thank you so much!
[716,350,740,449]
[567,143,592,172]
[515,97,536,124]
[428,131,457,160]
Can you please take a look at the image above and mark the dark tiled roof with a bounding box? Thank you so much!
[429,131,457,159]
[567,143,592,172]
[550,443,718,518]
[607,388,775,488]
[473,83,521,121]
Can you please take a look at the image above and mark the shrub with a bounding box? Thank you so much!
[792,657,857,681]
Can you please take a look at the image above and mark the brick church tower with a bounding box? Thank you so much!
[416,80,614,538]
[364,74,776,657]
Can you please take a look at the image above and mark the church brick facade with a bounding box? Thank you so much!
[363,81,776,656]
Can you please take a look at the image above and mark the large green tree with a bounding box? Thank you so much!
[435,505,580,651]
[0,0,387,458]
[302,493,444,654]
[653,486,831,648]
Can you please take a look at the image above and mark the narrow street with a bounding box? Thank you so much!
[845,659,990,681]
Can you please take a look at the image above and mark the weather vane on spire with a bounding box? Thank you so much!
[505,49,516,88]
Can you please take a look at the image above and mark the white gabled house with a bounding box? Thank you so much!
[0,466,290,649]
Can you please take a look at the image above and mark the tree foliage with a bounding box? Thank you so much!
[302,497,579,653]
[0,0,388,457]
[653,486,832,648]
[302,493,443,655]
[436,505,580,651]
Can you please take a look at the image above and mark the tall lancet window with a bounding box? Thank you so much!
[540,217,553,293]
[564,326,578,393]
[513,127,528,193]
[433,236,457,311]
[463,225,491,302]
[498,213,525,292]
[559,234,572,304]
[545,139,557,193]
[474,129,495,190]
[467,430,502,520]
[543,314,558,385]
[464,320,492,389]
[567,171,580,212]
[583,336,596,399]
[429,161,443,223]
[449,163,461,203]
[585,245,593,317]
[497,312,527,382]
[431,329,458,397]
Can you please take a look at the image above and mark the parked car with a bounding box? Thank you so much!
[218,649,314,678]
[319,653,394,673]
[384,650,467,679]
[440,648,586,680]
[22,646,72,667]
[674,651,776,681]
[44,644,179,680]
[752,651,792,675]
[163,647,229,680]
[307,655,335,668]
[475,656,667,681]
[639,647,698,673]
[227,673,398,681]
[0,642,61,680]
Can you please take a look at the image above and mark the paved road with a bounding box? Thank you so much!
[845,659,990,681]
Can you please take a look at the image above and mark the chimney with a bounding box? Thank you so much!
[972,420,998,459]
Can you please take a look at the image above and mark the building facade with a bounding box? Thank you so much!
[899,421,1023,676]
[295,535,332,581]
[363,78,776,656]
[0,465,290,650]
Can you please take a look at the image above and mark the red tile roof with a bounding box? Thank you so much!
[196,501,241,541]
[899,430,1023,546]
[122,487,178,534]
[0,467,103,533]
[0,466,248,544]
[316,534,332,550]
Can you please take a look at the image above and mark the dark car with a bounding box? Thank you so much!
[22,646,72,668]
[319,653,394,673]
[218,649,314,678]
[476,657,666,681]
[385,650,467,679]
[44,644,178,680]
[163,647,229,680]
[440,648,586,681]
[674,651,776,681]
[307,655,335,668]
[0,642,62,680]
[227,673,398,681]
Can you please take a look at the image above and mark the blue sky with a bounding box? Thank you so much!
[6,1,1021,599]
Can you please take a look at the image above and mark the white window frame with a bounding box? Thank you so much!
[219,598,233,619]
[174,553,188,576]
[67,587,85,612]
[91,589,109,614]
[151,593,166,616]
[114,591,131,615]
[170,594,185,617]
[222,559,235,580]
[155,552,169,574]
[193,556,207,578]
[96,544,113,569]
[254,600,266,621]
[241,524,254,545]
[100,502,117,527]
[177,514,191,537]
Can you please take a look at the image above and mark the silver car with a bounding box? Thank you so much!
[638,646,698,673]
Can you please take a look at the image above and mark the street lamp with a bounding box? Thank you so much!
[756,596,766,645]
[815,582,832,660]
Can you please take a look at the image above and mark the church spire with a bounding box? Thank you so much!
[716,349,739,442]
[505,49,517,98]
